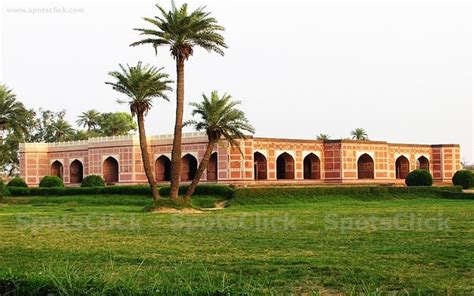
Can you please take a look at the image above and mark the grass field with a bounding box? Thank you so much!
[0,193,473,295]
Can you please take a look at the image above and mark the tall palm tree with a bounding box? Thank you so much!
[76,109,101,131]
[350,128,368,140]
[0,84,29,144]
[131,2,227,200]
[106,62,172,202]
[317,133,331,140]
[183,91,254,201]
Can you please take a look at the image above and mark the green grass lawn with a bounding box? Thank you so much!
[0,194,473,295]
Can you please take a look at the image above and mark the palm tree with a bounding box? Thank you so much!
[131,2,227,200]
[51,119,75,142]
[0,84,30,145]
[183,91,254,202]
[317,133,331,140]
[76,110,101,131]
[350,128,368,140]
[106,62,172,202]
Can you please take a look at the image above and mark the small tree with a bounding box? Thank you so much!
[76,110,101,132]
[350,128,368,140]
[106,62,172,201]
[317,133,330,140]
[183,91,254,202]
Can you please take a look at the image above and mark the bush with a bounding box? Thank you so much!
[452,170,473,189]
[0,179,8,198]
[39,176,64,188]
[7,177,28,188]
[405,170,433,187]
[81,175,105,187]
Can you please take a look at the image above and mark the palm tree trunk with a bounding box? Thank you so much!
[137,112,160,201]
[183,139,217,202]
[170,57,185,201]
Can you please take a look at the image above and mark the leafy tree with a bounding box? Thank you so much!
[317,133,331,140]
[97,112,137,136]
[29,109,68,142]
[131,2,227,200]
[106,62,172,201]
[350,128,368,140]
[183,91,254,201]
[76,109,101,131]
[0,84,31,144]
[0,84,35,174]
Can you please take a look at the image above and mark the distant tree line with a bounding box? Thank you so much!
[0,84,136,174]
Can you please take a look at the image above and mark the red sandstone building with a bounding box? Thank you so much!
[19,132,461,186]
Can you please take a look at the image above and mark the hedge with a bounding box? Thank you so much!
[438,191,474,200]
[159,184,235,198]
[5,184,466,200]
[6,184,235,198]
[7,185,151,197]
[233,186,463,199]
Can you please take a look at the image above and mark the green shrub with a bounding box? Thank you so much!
[405,170,433,187]
[7,176,28,188]
[0,179,9,198]
[81,175,106,187]
[452,170,473,189]
[39,176,64,188]
[7,185,152,197]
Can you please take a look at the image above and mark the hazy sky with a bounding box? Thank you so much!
[1,0,473,163]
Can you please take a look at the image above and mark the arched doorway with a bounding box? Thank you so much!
[181,154,197,181]
[51,161,63,180]
[207,152,218,181]
[417,156,430,171]
[103,157,119,183]
[303,153,321,179]
[395,156,410,179]
[155,155,171,182]
[254,152,267,180]
[357,153,374,179]
[70,160,83,183]
[276,152,295,179]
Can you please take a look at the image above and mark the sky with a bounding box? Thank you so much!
[1,0,473,163]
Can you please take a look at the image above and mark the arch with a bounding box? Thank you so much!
[207,152,218,181]
[254,152,267,180]
[69,160,83,183]
[51,160,64,180]
[303,153,321,180]
[357,153,374,179]
[181,154,197,181]
[155,155,171,182]
[395,156,410,179]
[417,156,430,172]
[276,152,295,179]
[103,156,119,183]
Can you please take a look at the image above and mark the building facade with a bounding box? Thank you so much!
[19,132,461,186]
